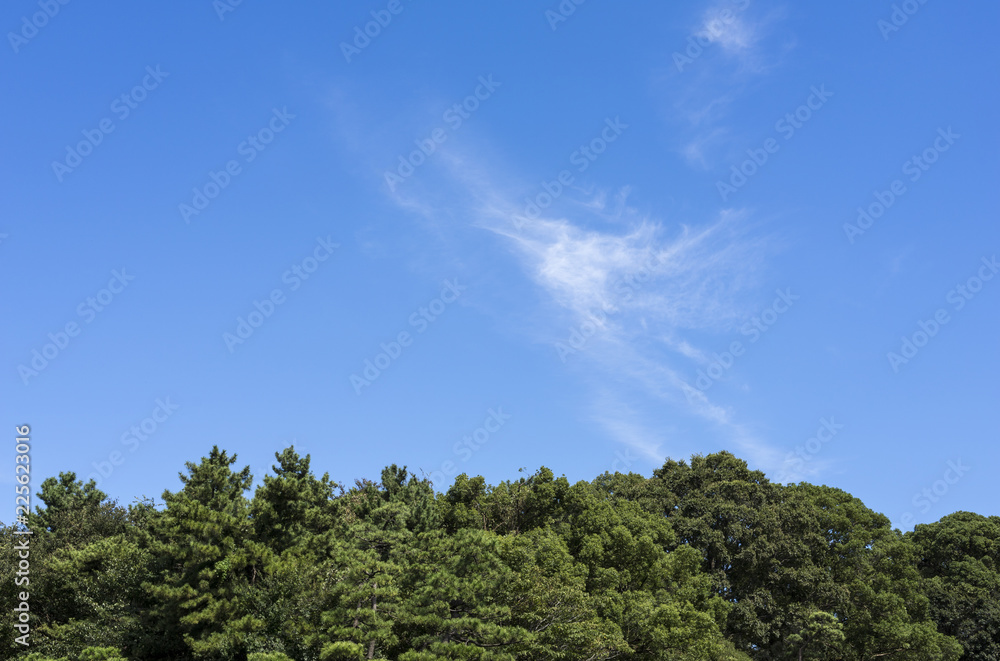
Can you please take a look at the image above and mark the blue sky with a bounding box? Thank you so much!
[2,1,997,531]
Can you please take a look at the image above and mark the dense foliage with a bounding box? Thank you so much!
[3,448,996,660]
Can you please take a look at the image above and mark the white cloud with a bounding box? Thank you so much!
[660,4,794,170]
[699,10,758,54]
[662,335,709,363]
[384,143,788,477]
[490,205,764,336]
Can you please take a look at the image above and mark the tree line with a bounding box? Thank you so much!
[2,447,997,660]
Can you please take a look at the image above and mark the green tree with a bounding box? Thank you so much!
[497,526,622,660]
[310,467,428,659]
[566,479,734,660]
[909,512,1000,661]
[396,528,531,660]
[144,446,269,659]
[29,472,128,546]
[5,474,149,659]
[5,450,988,661]
[29,534,153,658]
[785,611,846,661]
[439,468,570,536]
[647,453,961,659]
[251,446,338,555]
[788,484,961,661]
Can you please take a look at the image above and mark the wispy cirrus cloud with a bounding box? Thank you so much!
[382,147,787,472]
[699,7,760,55]
[660,3,795,169]
[491,209,762,335]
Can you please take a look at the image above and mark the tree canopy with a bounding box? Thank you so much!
[2,447,992,660]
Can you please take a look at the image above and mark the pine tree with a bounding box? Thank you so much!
[396,528,530,660]
[29,472,128,545]
[144,446,269,659]
[311,469,420,660]
[251,446,338,555]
